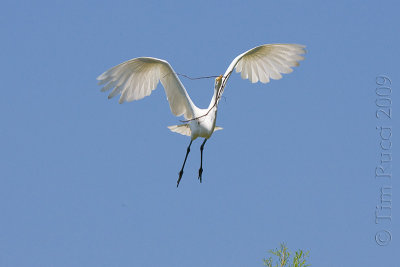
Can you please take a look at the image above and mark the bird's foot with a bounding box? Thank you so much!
[177,170,184,187]
[198,167,203,183]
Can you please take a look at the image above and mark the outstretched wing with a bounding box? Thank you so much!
[219,44,306,97]
[97,57,196,119]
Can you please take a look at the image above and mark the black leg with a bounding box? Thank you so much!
[177,140,193,187]
[198,139,207,183]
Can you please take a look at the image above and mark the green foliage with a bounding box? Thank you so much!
[263,243,310,267]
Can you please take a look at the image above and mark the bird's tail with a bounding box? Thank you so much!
[167,124,223,136]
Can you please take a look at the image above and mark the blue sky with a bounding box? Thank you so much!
[1,0,398,266]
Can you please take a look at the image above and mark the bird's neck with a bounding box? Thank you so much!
[207,88,219,110]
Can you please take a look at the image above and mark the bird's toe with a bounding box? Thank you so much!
[177,170,184,187]
[198,168,203,183]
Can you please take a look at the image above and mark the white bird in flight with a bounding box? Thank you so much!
[97,43,306,187]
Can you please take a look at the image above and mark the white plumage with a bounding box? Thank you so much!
[97,43,306,186]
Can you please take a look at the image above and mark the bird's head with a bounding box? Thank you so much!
[214,75,223,90]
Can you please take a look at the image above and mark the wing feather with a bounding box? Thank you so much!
[221,44,306,90]
[97,57,196,119]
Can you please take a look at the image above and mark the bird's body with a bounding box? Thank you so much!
[179,84,219,140]
[97,44,306,186]
[189,106,217,140]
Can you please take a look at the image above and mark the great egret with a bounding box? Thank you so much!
[97,44,306,186]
